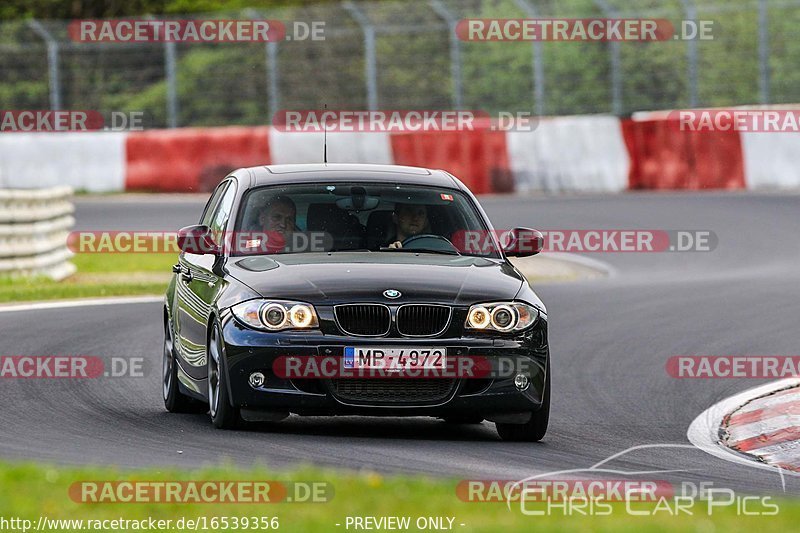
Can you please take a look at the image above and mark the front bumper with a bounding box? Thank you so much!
[219,312,549,418]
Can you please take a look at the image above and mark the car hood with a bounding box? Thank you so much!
[226,252,524,305]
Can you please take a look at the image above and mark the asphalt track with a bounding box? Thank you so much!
[2,191,799,496]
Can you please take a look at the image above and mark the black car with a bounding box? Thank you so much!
[163,163,550,441]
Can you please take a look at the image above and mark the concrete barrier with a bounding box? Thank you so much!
[269,130,393,165]
[125,127,271,192]
[0,187,75,280]
[0,132,126,192]
[507,115,629,193]
[3,110,800,193]
[622,117,745,190]
[740,132,800,189]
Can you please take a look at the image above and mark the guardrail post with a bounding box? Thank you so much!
[515,0,545,115]
[27,20,62,111]
[680,0,699,108]
[593,0,622,115]
[246,9,280,123]
[164,41,179,128]
[344,1,379,111]
[758,0,771,104]
[267,42,280,121]
[429,0,464,110]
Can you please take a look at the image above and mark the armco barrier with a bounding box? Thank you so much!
[506,115,629,193]
[0,186,75,280]
[389,124,512,194]
[125,127,271,192]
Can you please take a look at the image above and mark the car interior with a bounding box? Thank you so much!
[237,184,490,255]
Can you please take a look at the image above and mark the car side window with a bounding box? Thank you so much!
[209,181,236,245]
[200,181,230,226]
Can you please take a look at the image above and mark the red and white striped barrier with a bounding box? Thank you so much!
[1,110,799,193]
[723,384,800,471]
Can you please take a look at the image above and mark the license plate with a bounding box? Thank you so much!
[343,347,446,371]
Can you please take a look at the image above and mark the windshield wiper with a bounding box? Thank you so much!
[383,247,461,256]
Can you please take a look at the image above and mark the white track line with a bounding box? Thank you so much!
[0,295,163,313]
[687,378,800,475]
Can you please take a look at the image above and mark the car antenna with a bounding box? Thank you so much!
[323,103,328,165]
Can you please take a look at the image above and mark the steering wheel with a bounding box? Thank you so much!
[400,234,460,253]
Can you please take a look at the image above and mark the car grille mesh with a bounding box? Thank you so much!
[335,304,452,337]
[331,378,456,403]
[335,304,390,336]
[397,305,451,336]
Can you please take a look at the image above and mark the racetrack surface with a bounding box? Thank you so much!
[2,191,799,495]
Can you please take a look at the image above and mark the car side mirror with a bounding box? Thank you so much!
[177,225,220,255]
[502,227,543,257]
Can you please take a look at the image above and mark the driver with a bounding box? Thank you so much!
[252,195,299,252]
[386,203,431,249]
[257,195,297,238]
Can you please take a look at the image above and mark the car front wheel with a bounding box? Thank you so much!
[163,318,195,413]
[495,361,550,442]
[208,321,240,429]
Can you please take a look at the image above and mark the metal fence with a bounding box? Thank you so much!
[1,0,798,128]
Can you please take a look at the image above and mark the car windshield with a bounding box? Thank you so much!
[232,182,501,258]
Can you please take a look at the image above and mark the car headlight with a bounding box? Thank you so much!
[465,302,538,332]
[232,300,319,331]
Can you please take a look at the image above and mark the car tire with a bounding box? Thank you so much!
[208,320,240,429]
[163,318,196,413]
[495,360,550,442]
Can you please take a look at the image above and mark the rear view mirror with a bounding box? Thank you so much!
[177,225,220,255]
[502,227,543,257]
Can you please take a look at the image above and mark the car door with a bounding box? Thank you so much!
[174,180,236,384]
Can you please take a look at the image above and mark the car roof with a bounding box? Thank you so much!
[240,164,461,190]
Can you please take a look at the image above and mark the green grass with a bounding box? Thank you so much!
[0,253,177,304]
[72,253,178,274]
[0,252,564,304]
[0,461,795,532]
